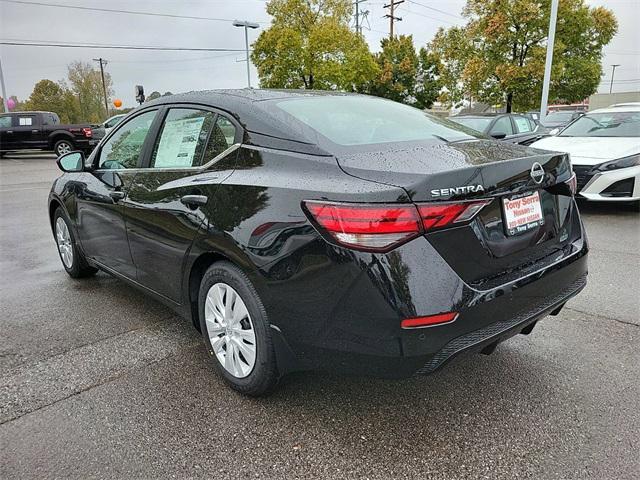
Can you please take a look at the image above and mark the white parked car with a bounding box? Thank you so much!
[102,114,126,135]
[530,105,640,204]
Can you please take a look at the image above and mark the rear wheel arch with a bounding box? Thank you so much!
[48,131,74,149]
[187,252,232,331]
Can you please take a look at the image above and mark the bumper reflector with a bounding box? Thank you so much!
[401,312,458,329]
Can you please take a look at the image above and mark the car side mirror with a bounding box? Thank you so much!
[549,127,560,136]
[491,132,507,139]
[56,151,85,172]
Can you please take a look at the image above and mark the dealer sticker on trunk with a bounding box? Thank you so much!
[502,191,544,236]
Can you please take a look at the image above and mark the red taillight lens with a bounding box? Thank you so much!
[401,312,458,329]
[82,127,92,138]
[303,200,489,252]
[417,200,490,231]
[303,201,421,252]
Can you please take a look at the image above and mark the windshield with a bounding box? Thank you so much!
[275,96,478,146]
[559,111,640,138]
[449,117,493,133]
[545,112,575,122]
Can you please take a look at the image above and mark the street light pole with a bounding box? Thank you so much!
[233,20,260,88]
[0,56,9,113]
[539,0,559,124]
[609,64,621,94]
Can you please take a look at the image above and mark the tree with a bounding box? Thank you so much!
[251,0,379,91]
[66,61,113,122]
[146,91,162,102]
[23,79,79,123]
[431,0,617,112]
[369,35,441,109]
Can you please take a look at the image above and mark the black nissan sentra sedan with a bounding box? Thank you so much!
[49,89,588,395]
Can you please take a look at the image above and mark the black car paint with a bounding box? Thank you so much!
[49,90,588,378]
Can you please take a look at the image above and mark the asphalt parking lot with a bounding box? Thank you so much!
[1,153,638,479]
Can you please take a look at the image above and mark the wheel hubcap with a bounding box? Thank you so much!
[55,217,74,268]
[57,143,71,155]
[205,283,256,378]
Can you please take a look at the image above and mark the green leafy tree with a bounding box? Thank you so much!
[146,91,162,102]
[431,0,617,112]
[23,79,79,123]
[67,61,113,122]
[251,0,379,91]
[370,35,441,109]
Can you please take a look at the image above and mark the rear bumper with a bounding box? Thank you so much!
[260,221,588,378]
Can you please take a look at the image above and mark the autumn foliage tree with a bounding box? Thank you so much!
[370,35,441,109]
[251,0,379,91]
[431,0,617,111]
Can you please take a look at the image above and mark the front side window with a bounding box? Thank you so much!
[559,112,640,138]
[0,116,11,128]
[18,116,33,126]
[98,110,157,169]
[490,116,514,135]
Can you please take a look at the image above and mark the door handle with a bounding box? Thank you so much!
[109,191,126,202]
[180,194,208,208]
[31,129,39,133]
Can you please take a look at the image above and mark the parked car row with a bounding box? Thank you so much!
[449,113,547,145]
[530,104,640,205]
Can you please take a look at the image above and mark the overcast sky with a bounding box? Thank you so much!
[1,0,638,110]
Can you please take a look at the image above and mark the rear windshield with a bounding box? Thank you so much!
[559,112,640,138]
[275,96,478,146]
[450,116,493,132]
[545,112,575,122]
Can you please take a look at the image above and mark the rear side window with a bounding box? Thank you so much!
[18,116,33,126]
[150,108,216,168]
[0,116,10,128]
[513,116,533,133]
[150,109,237,169]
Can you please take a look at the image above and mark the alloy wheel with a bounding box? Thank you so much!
[57,142,72,155]
[55,217,74,268]
[205,282,257,378]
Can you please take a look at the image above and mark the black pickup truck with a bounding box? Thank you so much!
[0,111,100,157]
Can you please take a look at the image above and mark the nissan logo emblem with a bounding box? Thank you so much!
[530,162,545,184]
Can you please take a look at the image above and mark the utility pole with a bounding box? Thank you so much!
[539,0,558,124]
[93,57,109,117]
[354,0,367,35]
[609,64,621,94]
[383,0,403,38]
[233,20,260,88]
[0,56,8,113]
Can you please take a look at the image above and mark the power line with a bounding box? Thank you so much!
[406,0,464,20]
[398,6,457,25]
[0,40,246,52]
[0,0,269,24]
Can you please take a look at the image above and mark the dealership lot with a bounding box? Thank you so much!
[1,154,638,479]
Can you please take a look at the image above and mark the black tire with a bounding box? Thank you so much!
[53,138,74,156]
[0,151,7,158]
[198,261,278,396]
[53,207,98,278]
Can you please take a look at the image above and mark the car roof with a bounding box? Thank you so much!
[589,105,640,114]
[608,102,640,108]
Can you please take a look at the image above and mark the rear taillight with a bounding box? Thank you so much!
[82,127,92,138]
[303,199,488,252]
[417,200,490,230]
